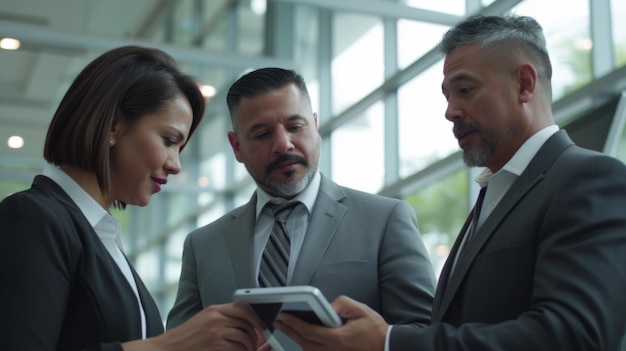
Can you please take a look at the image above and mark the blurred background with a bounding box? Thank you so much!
[1,0,626,317]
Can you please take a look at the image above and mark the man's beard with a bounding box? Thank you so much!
[461,126,514,168]
[265,165,316,197]
[463,143,492,167]
[259,153,317,197]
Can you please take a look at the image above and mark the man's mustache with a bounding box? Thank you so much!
[266,154,307,174]
[453,121,480,134]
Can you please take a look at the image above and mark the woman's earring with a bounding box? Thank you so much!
[109,139,115,147]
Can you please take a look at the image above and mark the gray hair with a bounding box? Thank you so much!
[439,14,552,86]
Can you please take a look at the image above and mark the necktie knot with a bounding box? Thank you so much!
[268,201,299,223]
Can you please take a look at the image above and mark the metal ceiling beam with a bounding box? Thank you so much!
[0,20,294,70]
[271,0,463,25]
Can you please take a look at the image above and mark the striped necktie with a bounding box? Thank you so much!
[258,201,299,287]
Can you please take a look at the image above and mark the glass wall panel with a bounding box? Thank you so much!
[237,1,265,56]
[294,5,320,104]
[199,153,227,192]
[404,168,469,278]
[512,0,592,100]
[398,60,458,177]
[331,101,385,193]
[612,0,626,68]
[332,13,383,115]
[397,19,448,70]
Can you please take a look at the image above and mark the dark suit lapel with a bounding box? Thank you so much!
[226,194,257,287]
[431,215,472,318]
[291,175,347,285]
[432,130,573,322]
[129,267,165,336]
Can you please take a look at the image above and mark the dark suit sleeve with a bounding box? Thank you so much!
[379,200,437,326]
[390,154,626,350]
[166,232,205,329]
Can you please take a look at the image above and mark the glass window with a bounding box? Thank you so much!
[512,0,592,100]
[332,13,383,115]
[404,168,469,278]
[397,19,449,70]
[398,60,458,178]
[331,101,385,193]
[236,1,265,56]
[612,0,626,68]
[294,5,320,102]
[135,250,160,292]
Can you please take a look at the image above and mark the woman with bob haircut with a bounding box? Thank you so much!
[0,46,264,351]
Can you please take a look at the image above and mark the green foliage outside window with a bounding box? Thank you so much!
[0,181,30,202]
[404,169,470,247]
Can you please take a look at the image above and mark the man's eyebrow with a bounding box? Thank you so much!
[442,73,476,91]
[448,73,475,85]
[286,114,307,122]
[246,122,269,135]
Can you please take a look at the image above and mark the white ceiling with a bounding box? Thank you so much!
[0,0,158,161]
[0,0,277,170]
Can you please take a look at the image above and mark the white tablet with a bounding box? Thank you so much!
[233,285,343,351]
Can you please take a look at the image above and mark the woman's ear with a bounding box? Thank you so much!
[109,113,126,145]
[517,63,537,103]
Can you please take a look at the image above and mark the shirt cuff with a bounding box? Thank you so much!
[385,325,392,351]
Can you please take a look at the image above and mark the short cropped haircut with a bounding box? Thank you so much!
[439,14,552,93]
[226,67,309,132]
[44,45,205,203]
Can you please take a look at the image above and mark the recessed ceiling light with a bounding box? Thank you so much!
[200,84,216,98]
[7,135,24,149]
[0,38,21,50]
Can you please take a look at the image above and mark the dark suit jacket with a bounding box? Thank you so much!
[167,174,436,329]
[390,130,626,350]
[0,176,164,351]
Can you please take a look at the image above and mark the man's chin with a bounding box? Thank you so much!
[265,176,307,197]
[463,148,490,168]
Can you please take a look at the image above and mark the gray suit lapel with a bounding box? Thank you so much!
[291,175,347,285]
[433,130,573,322]
[225,194,258,287]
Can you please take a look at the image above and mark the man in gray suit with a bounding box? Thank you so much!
[275,14,626,351]
[167,68,437,348]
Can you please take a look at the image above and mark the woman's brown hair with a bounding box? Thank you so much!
[44,45,205,207]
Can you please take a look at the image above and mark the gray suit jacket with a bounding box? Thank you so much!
[168,174,436,330]
[391,130,626,350]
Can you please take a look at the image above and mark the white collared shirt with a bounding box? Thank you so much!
[476,124,559,227]
[43,164,147,339]
[253,171,321,286]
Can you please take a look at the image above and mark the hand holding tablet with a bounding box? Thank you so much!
[232,285,343,351]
